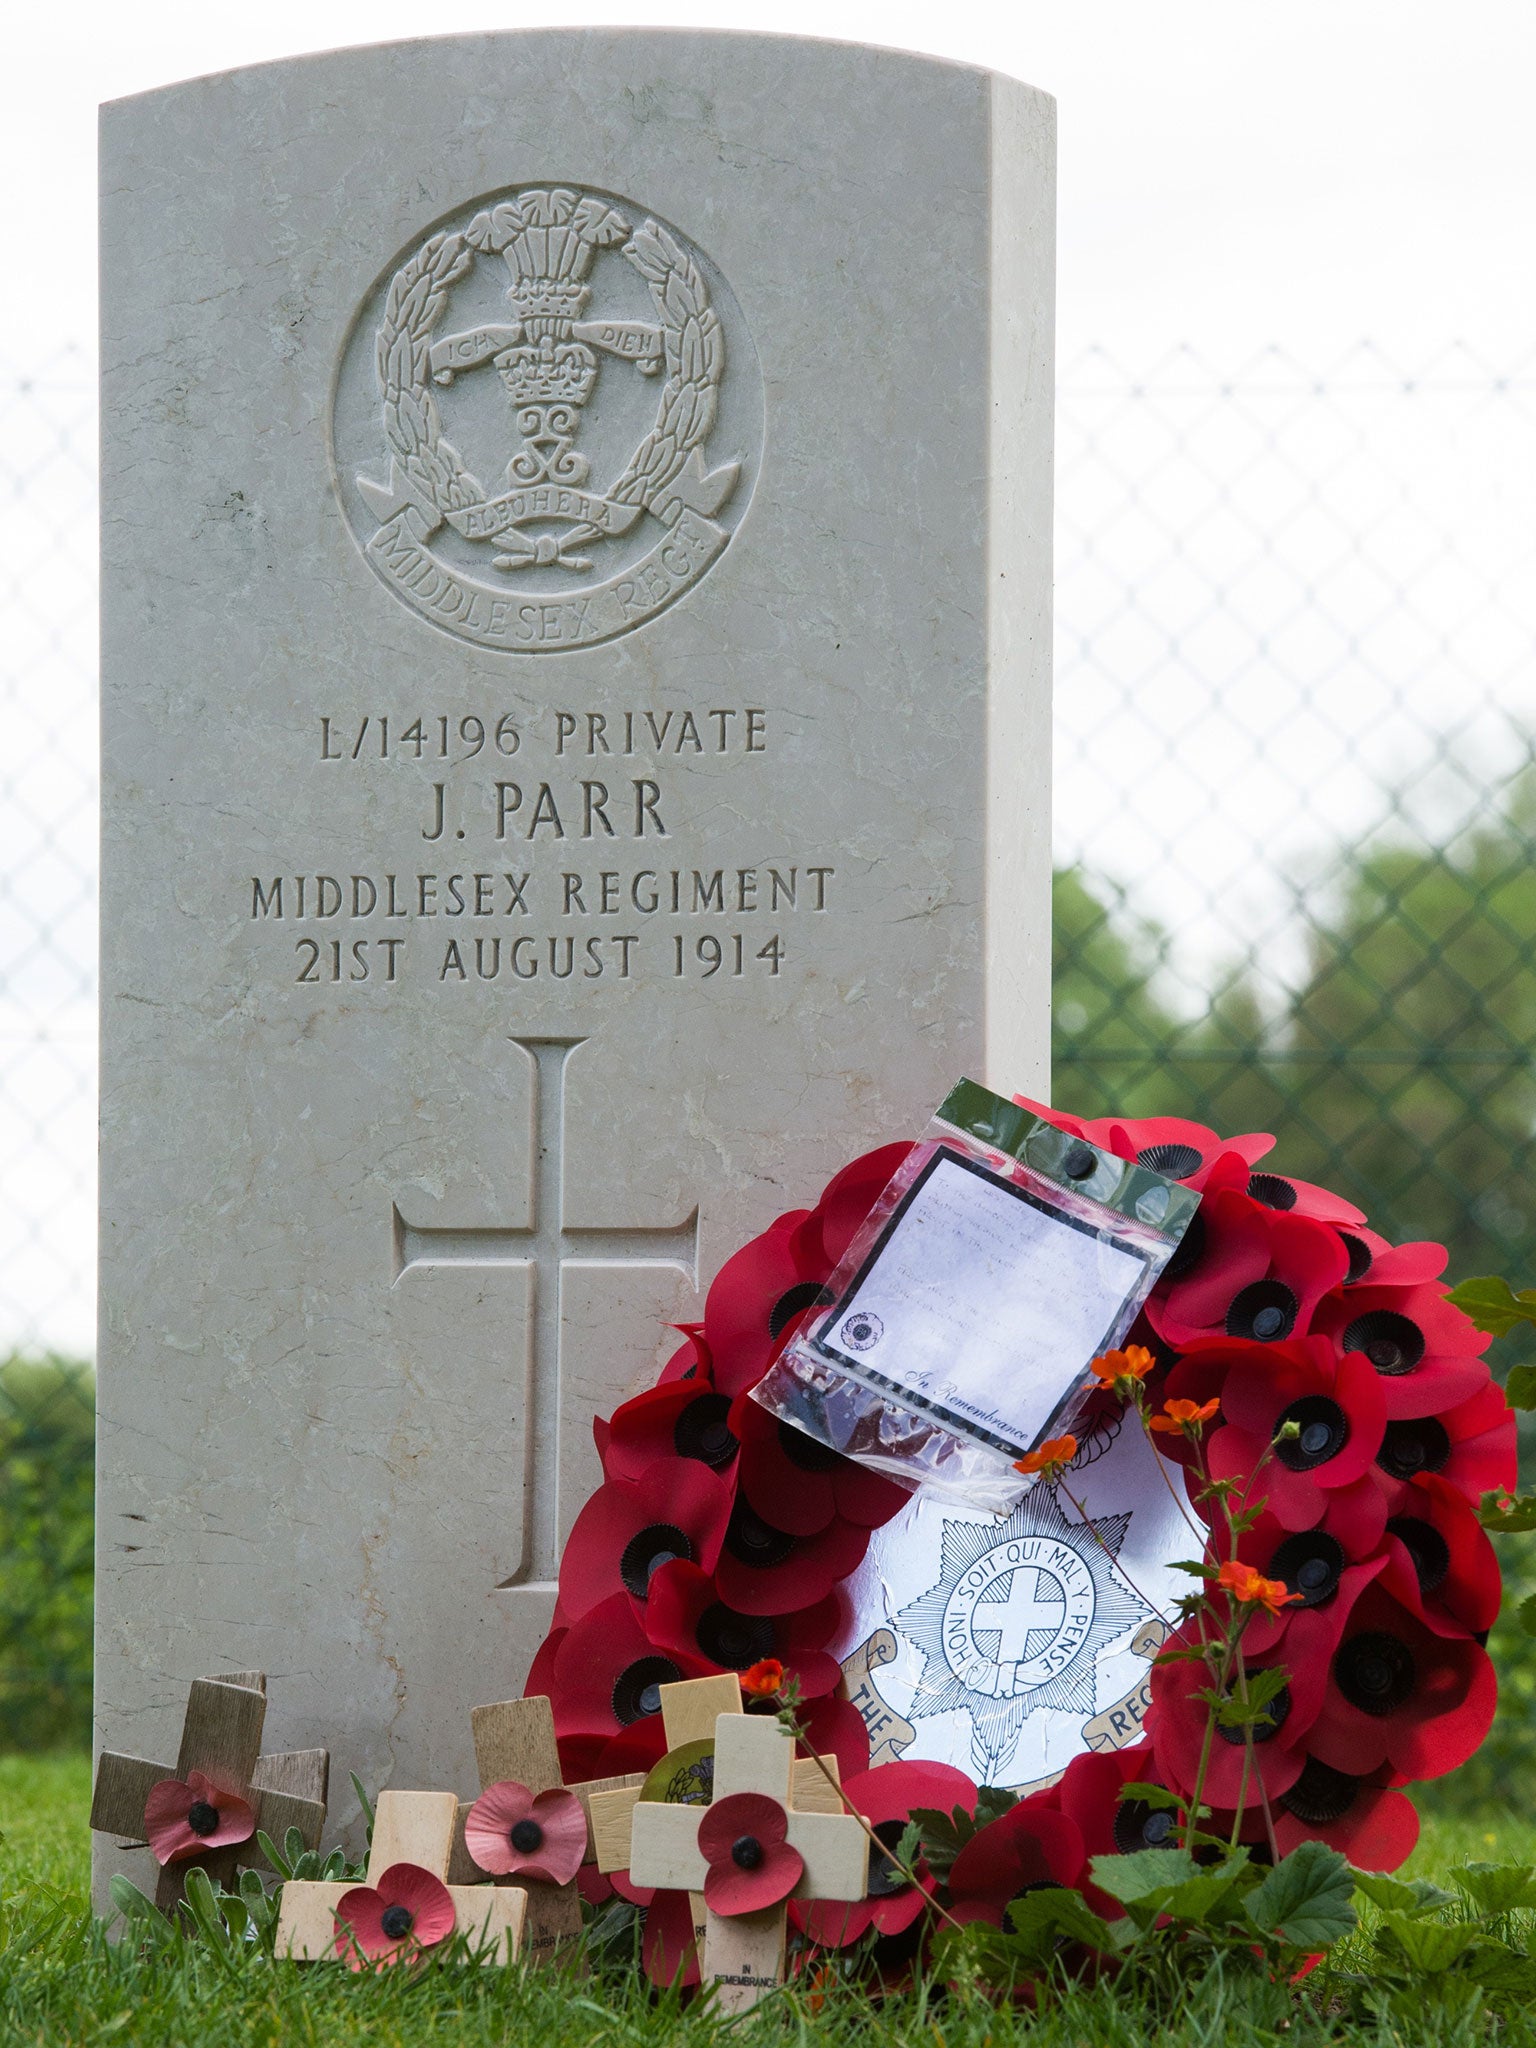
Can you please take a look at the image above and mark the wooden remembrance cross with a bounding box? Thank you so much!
[392,1035,700,1586]
[275,1790,525,1963]
[89,1671,327,1911]
[591,1677,868,2010]
[447,1692,647,1960]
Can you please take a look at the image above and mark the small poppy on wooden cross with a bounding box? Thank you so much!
[446,1693,645,1961]
[274,1789,525,1966]
[594,1676,869,2010]
[89,1670,328,1912]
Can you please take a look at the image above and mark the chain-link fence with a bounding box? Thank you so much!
[3,343,1534,1767]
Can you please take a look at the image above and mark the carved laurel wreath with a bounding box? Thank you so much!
[374,196,725,529]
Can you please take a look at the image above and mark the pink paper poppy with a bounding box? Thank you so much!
[1306,1583,1496,1782]
[549,1590,713,1742]
[557,1458,734,1623]
[698,1791,805,1914]
[1311,1281,1491,1421]
[712,1496,871,1615]
[946,1797,1086,1926]
[464,1780,588,1885]
[1148,1191,1348,1349]
[143,1769,256,1865]
[599,1368,740,1485]
[728,1389,908,1536]
[704,1211,834,1397]
[332,1861,456,1970]
[793,1758,977,1947]
[643,1559,844,1695]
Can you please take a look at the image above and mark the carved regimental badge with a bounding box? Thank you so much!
[332,187,760,651]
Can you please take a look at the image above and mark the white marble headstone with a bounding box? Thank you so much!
[96,29,1054,1893]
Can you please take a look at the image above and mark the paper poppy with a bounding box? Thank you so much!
[1330,1227,1448,1292]
[712,1495,871,1615]
[549,1590,713,1742]
[703,1211,834,1397]
[793,1758,978,1947]
[1306,1583,1496,1782]
[1235,1511,1387,1663]
[1148,1639,1310,1809]
[1148,1190,1348,1350]
[1374,1379,1516,1514]
[1311,1282,1492,1421]
[642,1560,844,1696]
[464,1780,588,1885]
[1272,1758,1420,1871]
[639,1885,702,1987]
[1203,1336,1387,1539]
[807,1142,915,1267]
[557,1458,734,1623]
[946,1797,1086,1926]
[1377,1473,1501,1639]
[798,1693,873,1784]
[332,1862,456,1970]
[730,1389,908,1536]
[697,1791,805,1914]
[143,1769,256,1865]
[600,1371,740,1485]
[1010,1102,1276,1189]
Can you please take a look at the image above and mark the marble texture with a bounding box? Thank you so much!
[96,28,1055,1900]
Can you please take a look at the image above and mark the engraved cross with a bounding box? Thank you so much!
[392,1036,699,1586]
[977,1568,1067,1663]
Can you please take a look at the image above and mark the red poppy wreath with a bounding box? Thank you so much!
[529,1103,1516,1982]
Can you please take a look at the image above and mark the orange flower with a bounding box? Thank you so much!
[1216,1558,1299,1616]
[1014,1434,1078,1480]
[740,1657,785,1700]
[1149,1396,1220,1437]
[1090,1343,1157,1392]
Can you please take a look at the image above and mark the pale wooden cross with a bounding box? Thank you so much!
[589,1675,867,2009]
[90,1670,327,1912]
[275,1790,525,1964]
[445,1693,645,1962]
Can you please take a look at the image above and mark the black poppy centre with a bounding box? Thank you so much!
[731,1834,764,1870]
[611,1655,683,1725]
[726,1501,795,1569]
[1267,1529,1345,1607]
[1377,1417,1450,1480]
[1279,1758,1361,1825]
[620,1522,693,1598]
[1138,1141,1202,1181]
[187,1800,221,1838]
[696,1602,775,1669]
[380,1903,414,1939]
[1274,1395,1349,1473]
[1343,1309,1425,1378]
[510,1817,544,1853]
[1386,1515,1451,1594]
[769,1281,834,1339]
[1226,1280,1298,1343]
[673,1393,738,1470]
[1114,1799,1177,1852]
[1336,1631,1415,1715]
[1216,1682,1291,1745]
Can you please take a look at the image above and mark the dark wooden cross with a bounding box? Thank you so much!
[392,1035,700,1585]
[90,1670,328,1911]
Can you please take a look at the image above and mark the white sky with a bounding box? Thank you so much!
[5,0,1535,366]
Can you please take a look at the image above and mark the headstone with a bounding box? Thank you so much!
[96,29,1054,1902]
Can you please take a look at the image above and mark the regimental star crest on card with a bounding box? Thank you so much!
[894,1484,1152,1785]
[333,185,761,652]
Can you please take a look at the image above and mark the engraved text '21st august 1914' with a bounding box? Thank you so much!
[246,705,838,990]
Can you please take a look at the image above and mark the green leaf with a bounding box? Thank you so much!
[1246,1841,1356,1949]
[108,1875,169,1926]
[1447,1275,1536,1338]
[1160,1854,1260,1927]
[1504,1363,1536,1410]
[1378,1910,1478,1973]
[255,1828,292,1881]
[1352,1870,1454,1916]
[1451,1861,1536,1914]
[1478,1489,1536,1532]
[1088,1846,1197,1906]
[349,1771,376,1836]
[1004,1886,1114,1959]
[1118,1782,1184,1812]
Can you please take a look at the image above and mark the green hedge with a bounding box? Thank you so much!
[0,1356,93,1750]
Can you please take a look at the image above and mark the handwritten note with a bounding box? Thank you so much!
[818,1150,1152,1456]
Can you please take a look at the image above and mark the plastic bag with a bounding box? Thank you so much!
[752,1079,1201,1514]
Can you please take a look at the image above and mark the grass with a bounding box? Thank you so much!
[3,1753,1536,2047]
